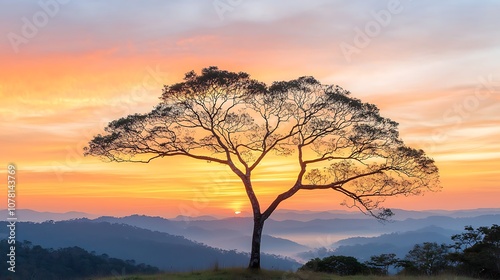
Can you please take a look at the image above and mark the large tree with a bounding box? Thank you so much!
[85,66,439,269]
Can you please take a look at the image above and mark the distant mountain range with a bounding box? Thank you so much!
[298,225,459,261]
[0,219,299,272]
[5,208,500,223]
[171,214,219,221]
[269,208,500,221]
[93,215,309,257]
[2,208,499,268]
[0,209,99,222]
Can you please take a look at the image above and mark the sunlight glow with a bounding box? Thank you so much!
[2,1,499,217]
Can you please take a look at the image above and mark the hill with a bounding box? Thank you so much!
[298,226,457,262]
[0,220,299,271]
[93,212,500,258]
[0,240,159,280]
[4,209,499,262]
[94,215,309,257]
[0,209,97,222]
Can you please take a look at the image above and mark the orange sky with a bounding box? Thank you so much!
[1,1,499,218]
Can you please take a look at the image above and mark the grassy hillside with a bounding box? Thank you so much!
[96,268,476,280]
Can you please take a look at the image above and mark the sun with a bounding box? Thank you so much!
[234,211,241,215]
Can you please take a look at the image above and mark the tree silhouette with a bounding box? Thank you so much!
[400,242,450,275]
[0,240,159,279]
[85,66,439,269]
[449,224,500,278]
[300,255,370,275]
[366,253,398,275]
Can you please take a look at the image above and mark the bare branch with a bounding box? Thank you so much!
[85,66,440,225]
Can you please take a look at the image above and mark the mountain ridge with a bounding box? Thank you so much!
[0,219,299,272]
[5,207,500,223]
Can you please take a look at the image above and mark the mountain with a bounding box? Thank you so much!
[8,208,500,223]
[93,215,310,258]
[0,220,299,271]
[263,208,500,221]
[333,226,457,260]
[0,209,97,222]
[296,218,500,264]
[428,208,500,218]
[171,214,219,221]
[91,212,500,259]
[269,209,371,221]
[333,225,458,248]
[0,240,159,280]
[6,209,500,261]
[15,209,498,258]
[265,214,500,241]
[296,225,459,263]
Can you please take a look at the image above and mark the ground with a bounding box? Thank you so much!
[95,268,477,280]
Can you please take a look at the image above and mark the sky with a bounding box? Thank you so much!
[1,0,499,218]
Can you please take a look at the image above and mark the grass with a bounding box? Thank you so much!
[95,268,477,280]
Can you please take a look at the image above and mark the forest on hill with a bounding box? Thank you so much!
[0,240,159,280]
[0,224,497,279]
[301,224,500,279]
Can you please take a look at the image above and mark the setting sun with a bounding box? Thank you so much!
[1,1,499,277]
[1,0,498,219]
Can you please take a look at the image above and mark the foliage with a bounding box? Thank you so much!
[365,253,398,275]
[85,66,440,269]
[85,66,439,219]
[449,224,500,279]
[305,224,499,278]
[300,255,370,276]
[0,239,159,280]
[398,242,450,276]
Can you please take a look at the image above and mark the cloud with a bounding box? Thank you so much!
[1,0,499,215]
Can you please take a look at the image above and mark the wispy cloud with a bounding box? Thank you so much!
[1,0,499,216]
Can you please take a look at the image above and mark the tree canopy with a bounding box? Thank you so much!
[300,255,371,275]
[0,239,159,280]
[305,225,499,278]
[449,224,500,278]
[400,242,451,276]
[85,66,440,269]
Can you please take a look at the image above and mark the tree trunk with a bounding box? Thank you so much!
[248,216,264,270]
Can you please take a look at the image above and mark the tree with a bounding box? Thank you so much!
[0,240,159,279]
[449,224,500,278]
[300,255,370,275]
[366,253,398,275]
[401,242,450,275]
[85,66,440,269]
